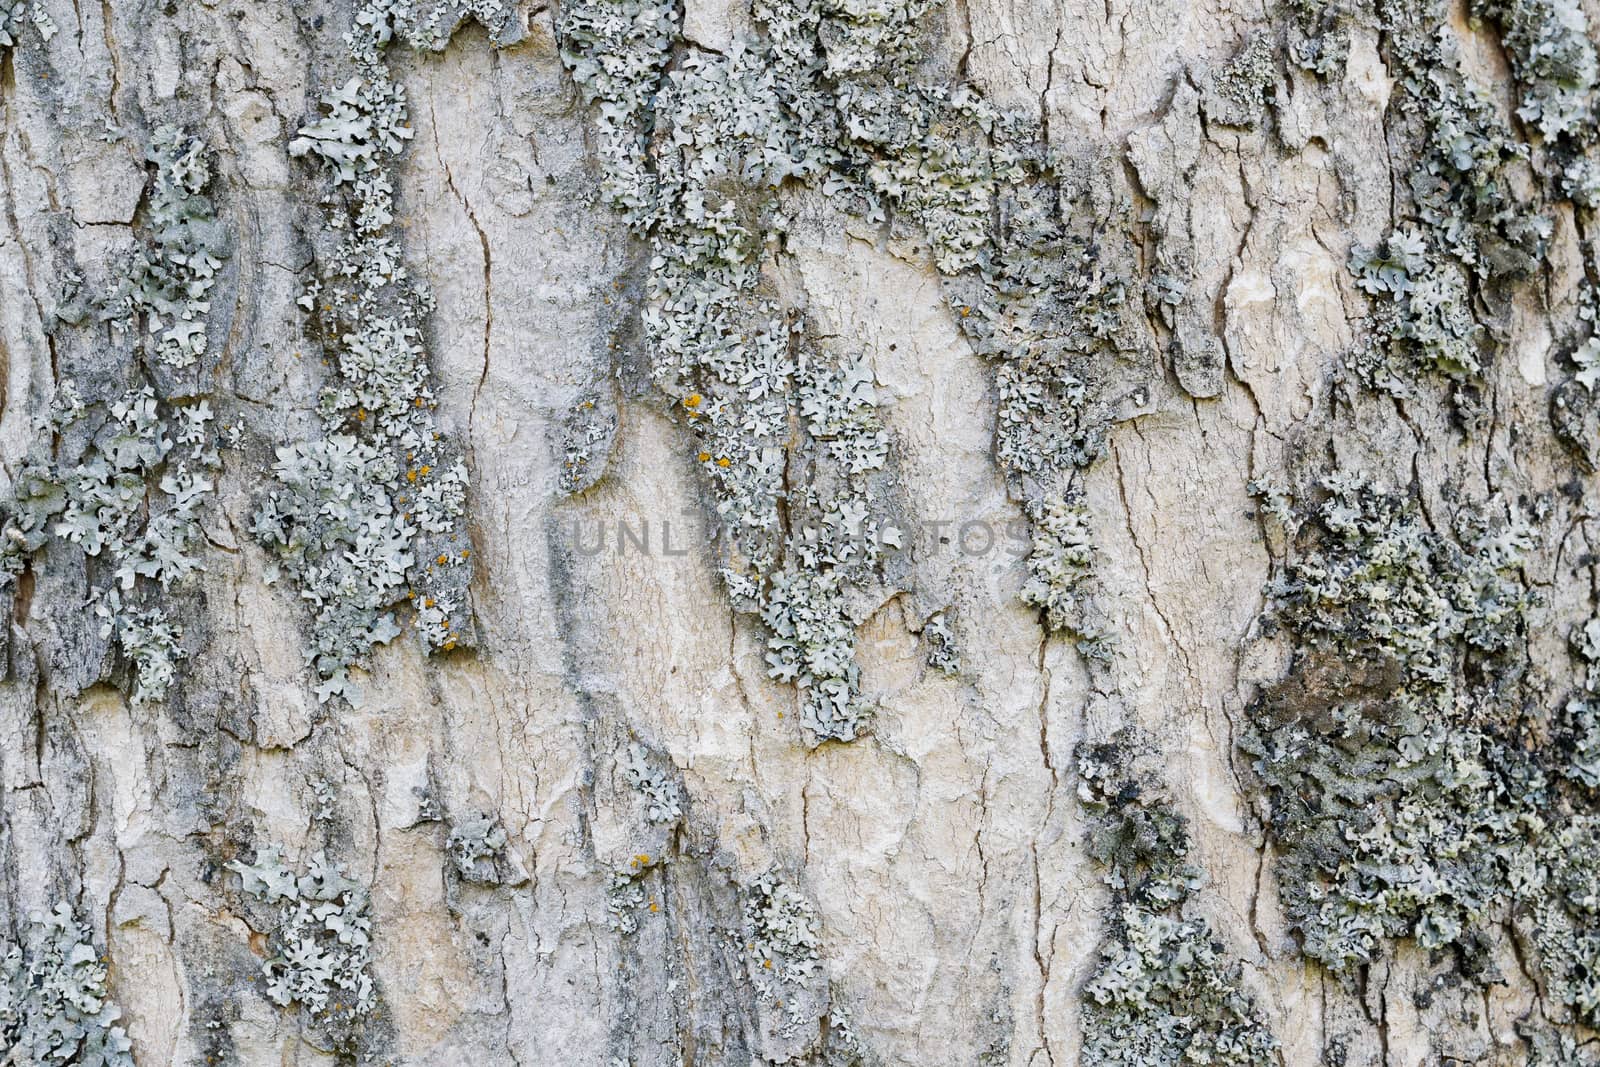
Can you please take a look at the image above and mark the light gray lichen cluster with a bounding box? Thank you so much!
[743,871,823,993]
[921,610,960,673]
[229,845,378,1043]
[0,1,54,49]
[0,129,227,706]
[1551,287,1600,468]
[621,741,683,824]
[1472,0,1600,207]
[1076,733,1277,1066]
[1242,475,1600,1026]
[560,0,918,742]
[256,1,517,701]
[1284,0,1354,77]
[1206,34,1276,128]
[112,127,228,369]
[0,904,135,1066]
[1341,0,1600,401]
[446,810,517,884]
[560,0,1139,731]
[1019,495,1109,660]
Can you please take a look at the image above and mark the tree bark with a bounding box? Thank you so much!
[1,0,1598,1064]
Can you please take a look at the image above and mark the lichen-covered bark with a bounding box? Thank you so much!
[1,0,1599,1063]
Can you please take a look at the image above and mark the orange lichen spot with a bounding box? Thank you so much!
[697,451,711,463]
[649,901,659,913]
[414,397,425,407]
[406,591,416,599]
[437,554,449,565]
[406,469,418,483]
[419,465,433,478]
[763,959,773,969]
[715,457,731,468]
[460,549,470,559]
[424,598,435,608]
[355,409,367,421]
[443,640,457,651]
[684,393,702,408]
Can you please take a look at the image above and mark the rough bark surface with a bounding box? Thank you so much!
[1,0,1599,1064]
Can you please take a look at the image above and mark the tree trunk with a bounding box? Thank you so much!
[1,0,1598,1063]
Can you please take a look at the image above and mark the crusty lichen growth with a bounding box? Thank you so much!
[0,2,55,50]
[1340,0,1573,402]
[229,846,379,1050]
[921,610,961,674]
[1471,0,1600,207]
[0,904,135,1065]
[112,127,228,369]
[559,0,919,742]
[0,129,228,706]
[1238,472,1600,1036]
[258,1,513,701]
[621,741,683,824]
[741,870,836,1039]
[1206,34,1276,128]
[446,811,524,884]
[1020,495,1110,659]
[560,0,1137,726]
[1076,733,1277,1066]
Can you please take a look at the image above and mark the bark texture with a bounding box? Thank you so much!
[1,0,1598,1064]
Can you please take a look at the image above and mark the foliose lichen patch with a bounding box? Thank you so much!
[1241,471,1600,1033]
[0,904,135,1065]
[0,1,55,50]
[559,0,1146,734]
[1337,0,1599,405]
[1076,732,1277,1066]
[255,1,520,702]
[0,129,228,705]
[229,845,380,1050]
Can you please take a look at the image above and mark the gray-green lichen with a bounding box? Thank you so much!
[921,609,960,673]
[257,1,513,701]
[1239,472,1600,1035]
[1551,288,1600,468]
[112,127,228,370]
[742,870,834,1039]
[559,0,918,742]
[1020,495,1110,659]
[1471,0,1600,207]
[1205,34,1276,129]
[621,741,683,824]
[1283,0,1354,77]
[0,904,134,1066]
[1076,733,1277,1066]
[1340,0,1569,402]
[229,845,379,1048]
[446,811,525,885]
[0,128,227,705]
[0,1,54,50]
[559,0,1137,728]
